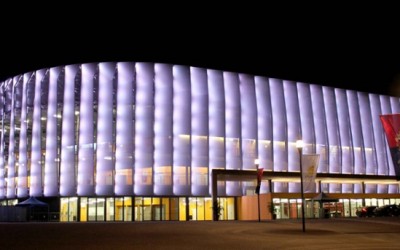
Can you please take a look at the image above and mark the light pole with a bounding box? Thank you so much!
[255,158,261,222]
[296,139,306,232]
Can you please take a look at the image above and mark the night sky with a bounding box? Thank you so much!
[1,11,399,97]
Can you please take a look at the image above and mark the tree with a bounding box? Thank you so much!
[213,201,223,221]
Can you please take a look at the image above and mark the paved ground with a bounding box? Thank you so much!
[1,217,400,249]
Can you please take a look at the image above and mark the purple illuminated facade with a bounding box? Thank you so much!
[0,62,399,222]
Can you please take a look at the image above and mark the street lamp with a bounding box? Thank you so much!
[255,158,261,222]
[296,139,306,232]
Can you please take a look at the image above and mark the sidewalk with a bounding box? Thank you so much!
[1,217,400,249]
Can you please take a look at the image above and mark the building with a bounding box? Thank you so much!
[0,62,399,222]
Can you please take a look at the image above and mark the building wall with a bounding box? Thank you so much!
[237,193,271,220]
[0,62,399,199]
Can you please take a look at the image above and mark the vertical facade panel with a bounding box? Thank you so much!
[208,70,225,196]
[96,63,115,195]
[115,62,135,195]
[389,184,399,194]
[358,92,376,175]
[323,87,341,193]
[370,94,387,176]
[323,87,341,174]
[30,70,45,196]
[134,63,155,195]
[224,72,242,196]
[239,74,257,172]
[310,85,329,173]
[6,77,17,198]
[255,76,273,194]
[191,67,209,196]
[255,77,273,171]
[297,83,317,192]
[284,81,301,174]
[13,76,24,197]
[347,91,365,175]
[335,89,353,174]
[390,96,400,113]
[270,79,287,174]
[77,64,96,196]
[154,64,173,196]
[25,75,36,196]
[44,67,61,196]
[17,73,31,197]
[172,65,191,196]
[298,83,316,154]
[40,72,50,197]
[55,68,64,196]
[60,65,79,196]
[380,95,393,113]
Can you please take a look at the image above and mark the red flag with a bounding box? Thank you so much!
[379,114,400,180]
[257,168,264,186]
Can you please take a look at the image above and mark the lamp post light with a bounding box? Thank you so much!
[255,158,261,222]
[296,139,306,232]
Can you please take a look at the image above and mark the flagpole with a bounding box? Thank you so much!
[257,189,261,222]
[296,140,306,233]
[255,159,261,222]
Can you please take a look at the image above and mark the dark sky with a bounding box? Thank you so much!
[1,10,400,97]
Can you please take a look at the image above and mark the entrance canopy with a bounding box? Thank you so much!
[16,197,48,207]
[313,192,339,203]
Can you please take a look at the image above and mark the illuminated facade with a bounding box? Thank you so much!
[0,62,399,222]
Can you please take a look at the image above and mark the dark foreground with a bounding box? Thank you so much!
[1,217,400,249]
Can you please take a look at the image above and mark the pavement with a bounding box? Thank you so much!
[1,217,400,249]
